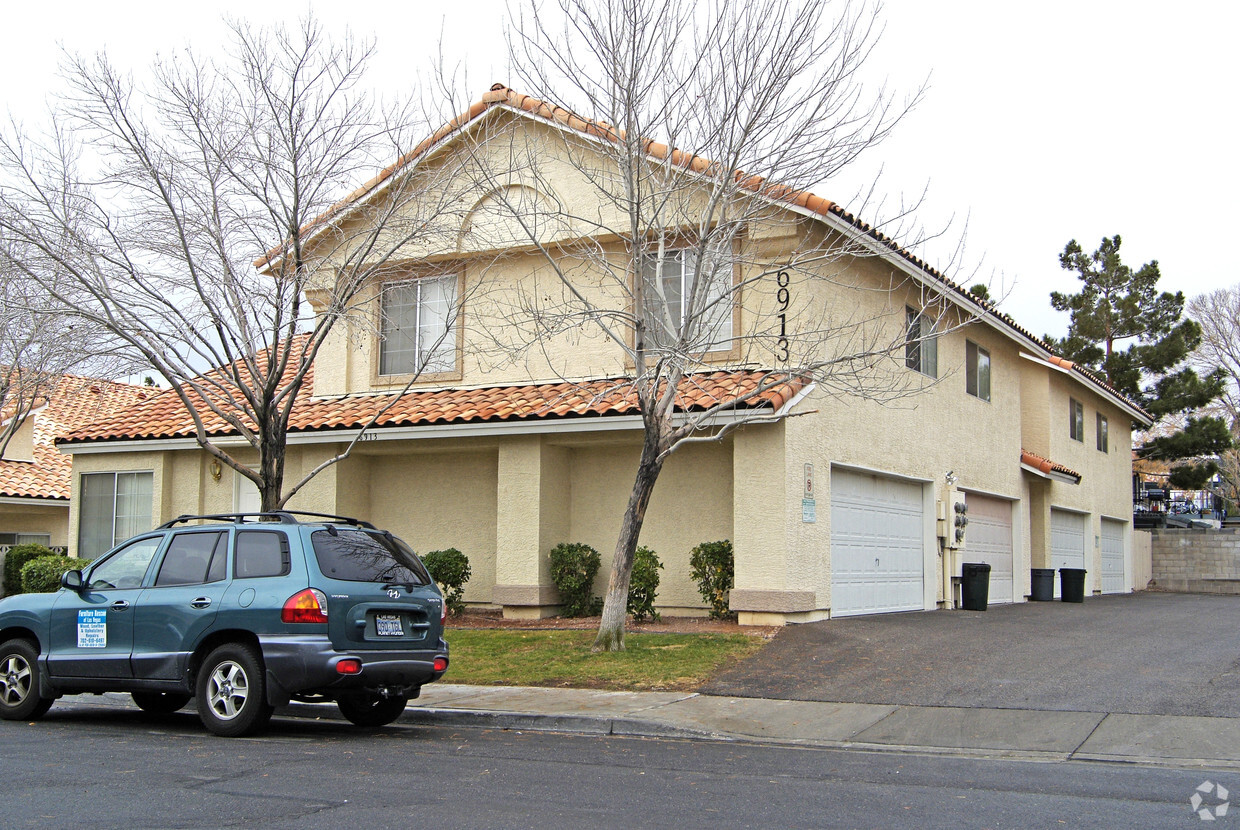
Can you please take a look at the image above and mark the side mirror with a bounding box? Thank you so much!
[60,570,84,592]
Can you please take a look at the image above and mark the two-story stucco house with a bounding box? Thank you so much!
[55,86,1151,624]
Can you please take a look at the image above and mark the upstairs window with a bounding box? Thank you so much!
[379,274,457,376]
[1069,398,1085,442]
[1097,413,1109,452]
[965,340,991,401]
[905,306,938,377]
[640,247,734,353]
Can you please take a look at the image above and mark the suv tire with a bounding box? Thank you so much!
[196,643,273,737]
[336,692,409,727]
[0,639,54,721]
[132,691,192,715]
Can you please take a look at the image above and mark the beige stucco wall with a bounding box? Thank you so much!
[0,501,69,546]
[1041,369,1138,594]
[566,437,734,613]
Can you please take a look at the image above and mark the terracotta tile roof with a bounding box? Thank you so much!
[254,84,1147,419]
[57,336,316,444]
[1020,449,1082,484]
[0,375,151,500]
[59,370,806,445]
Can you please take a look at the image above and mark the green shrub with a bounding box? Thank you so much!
[422,548,472,615]
[627,546,662,622]
[4,543,55,596]
[689,539,734,619]
[21,555,85,594]
[549,542,603,617]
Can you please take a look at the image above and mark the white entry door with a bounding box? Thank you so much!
[1100,518,1126,593]
[1049,508,1087,598]
[965,494,1014,604]
[830,468,925,616]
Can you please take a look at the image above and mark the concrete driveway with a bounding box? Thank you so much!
[703,592,1240,717]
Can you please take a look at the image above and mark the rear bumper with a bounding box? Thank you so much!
[259,634,449,706]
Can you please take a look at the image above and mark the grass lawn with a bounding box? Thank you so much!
[442,629,768,692]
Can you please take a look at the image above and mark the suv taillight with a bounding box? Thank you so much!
[282,588,329,623]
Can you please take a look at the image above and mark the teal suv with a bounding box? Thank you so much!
[0,512,448,736]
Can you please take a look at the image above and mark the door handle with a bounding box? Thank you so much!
[190,597,212,609]
[110,600,130,611]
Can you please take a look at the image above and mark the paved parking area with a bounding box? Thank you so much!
[703,592,1240,717]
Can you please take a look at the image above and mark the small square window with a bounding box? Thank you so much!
[905,306,937,377]
[1069,399,1084,442]
[966,341,990,401]
[1097,413,1108,452]
[378,274,458,376]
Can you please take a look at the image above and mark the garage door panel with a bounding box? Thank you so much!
[831,469,925,617]
[965,494,1014,604]
[1050,509,1087,598]
[1101,518,1126,594]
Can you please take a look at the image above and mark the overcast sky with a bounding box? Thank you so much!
[4,0,1236,340]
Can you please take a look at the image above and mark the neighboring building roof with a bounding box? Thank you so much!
[1020,449,1082,485]
[58,370,807,446]
[0,375,152,500]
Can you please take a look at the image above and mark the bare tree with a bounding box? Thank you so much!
[457,0,954,650]
[0,246,133,458]
[1188,285,1240,507]
[0,17,470,510]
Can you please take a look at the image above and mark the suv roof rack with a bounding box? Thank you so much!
[158,511,377,530]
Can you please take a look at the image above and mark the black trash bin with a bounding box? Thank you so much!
[1059,568,1087,603]
[1030,568,1054,601]
[961,562,991,611]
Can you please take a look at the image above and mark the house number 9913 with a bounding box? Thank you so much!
[776,269,791,361]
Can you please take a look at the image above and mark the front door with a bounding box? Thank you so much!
[47,536,164,679]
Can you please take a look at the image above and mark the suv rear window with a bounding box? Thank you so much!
[310,529,431,585]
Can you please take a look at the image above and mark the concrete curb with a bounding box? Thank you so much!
[57,691,1240,769]
[283,701,723,741]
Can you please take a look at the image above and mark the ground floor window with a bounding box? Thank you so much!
[79,471,153,559]
[0,533,52,546]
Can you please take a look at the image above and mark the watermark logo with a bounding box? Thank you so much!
[1191,781,1230,821]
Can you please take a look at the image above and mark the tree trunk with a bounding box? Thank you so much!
[258,431,286,513]
[593,432,665,652]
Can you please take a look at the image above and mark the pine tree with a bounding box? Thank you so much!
[1046,235,1229,488]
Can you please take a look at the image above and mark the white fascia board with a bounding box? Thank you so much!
[1019,462,1081,486]
[59,435,251,456]
[56,406,776,454]
[1021,462,1051,480]
[0,495,67,506]
[1018,352,1153,425]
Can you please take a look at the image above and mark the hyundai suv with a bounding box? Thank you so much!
[0,512,448,737]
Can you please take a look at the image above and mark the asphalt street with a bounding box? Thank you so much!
[2,702,1228,829]
[703,592,1240,717]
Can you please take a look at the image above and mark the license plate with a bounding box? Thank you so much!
[375,614,404,637]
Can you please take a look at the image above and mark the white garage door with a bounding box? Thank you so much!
[965,494,1014,604]
[831,468,925,616]
[1050,508,1087,598]
[1100,518,1126,594]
